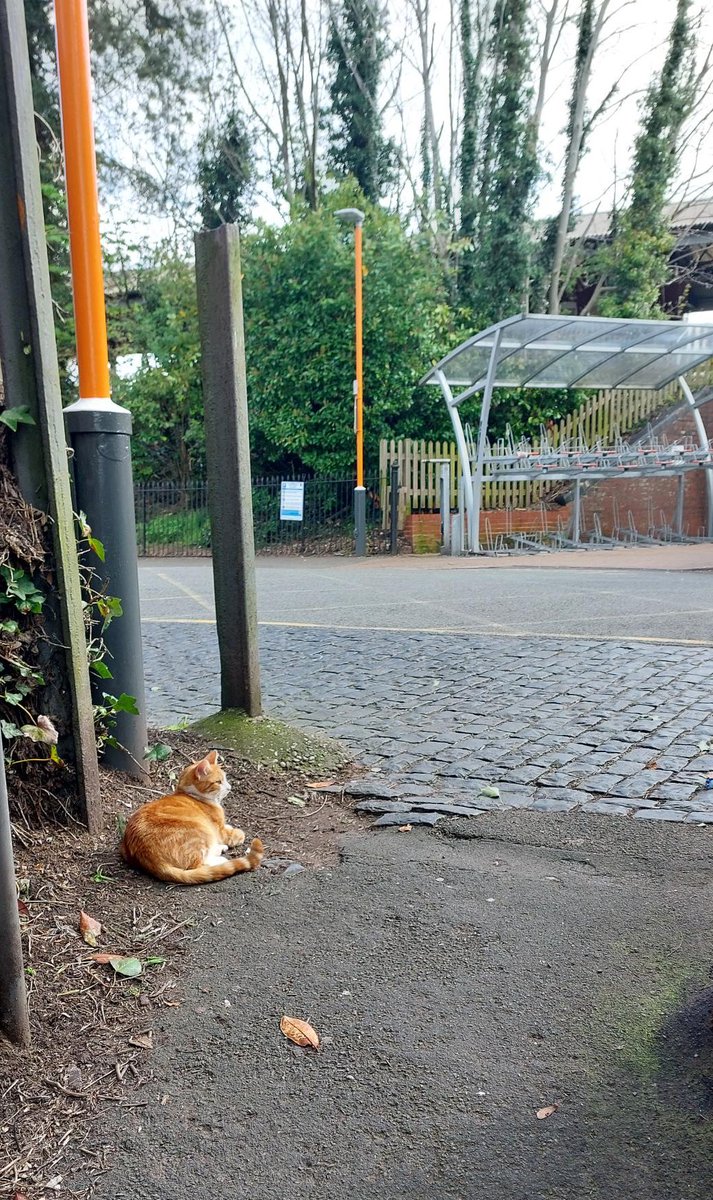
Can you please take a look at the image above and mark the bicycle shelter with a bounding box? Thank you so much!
[420,314,713,552]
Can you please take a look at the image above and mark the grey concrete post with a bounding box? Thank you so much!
[0,733,30,1045]
[440,462,451,554]
[64,402,148,776]
[194,224,261,716]
[573,478,582,544]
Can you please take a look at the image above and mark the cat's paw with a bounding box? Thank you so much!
[247,838,264,869]
[225,826,245,847]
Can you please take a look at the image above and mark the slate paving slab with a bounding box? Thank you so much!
[371,810,444,827]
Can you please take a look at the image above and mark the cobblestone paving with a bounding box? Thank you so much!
[142,620,713,823]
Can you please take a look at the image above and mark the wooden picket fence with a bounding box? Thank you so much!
[378,375,711,526]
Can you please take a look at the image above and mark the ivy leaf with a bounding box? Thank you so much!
[88,535,105,561]
[97,594,123,631]
[0,406,35,431]
[0,720,22,739]
[144,742,172,763]
[109,955,142,978]
[112,692,140,716]
[91,660,113,680]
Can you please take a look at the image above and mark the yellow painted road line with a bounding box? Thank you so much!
[155,571,214,613]
[139,615,713,647]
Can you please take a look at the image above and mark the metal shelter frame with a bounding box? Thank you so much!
[420,313,713,552]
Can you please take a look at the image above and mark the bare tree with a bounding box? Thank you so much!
[548,0,612,313]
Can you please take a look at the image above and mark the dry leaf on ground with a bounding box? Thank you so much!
[79,910,102,947]
[91,952,113,964]
[128,1031,154,1050]
[397,824,413,832]
[280,1015,320,1048]
[306,780,335,789]
[536,1103,559,1120]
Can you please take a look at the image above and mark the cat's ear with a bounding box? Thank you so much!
[206,750,219,765]
[194,756,210,778]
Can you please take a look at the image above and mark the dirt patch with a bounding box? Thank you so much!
[1,728,365,1198]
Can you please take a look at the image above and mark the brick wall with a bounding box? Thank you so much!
[577,396,713,539]
[403,396,713,550]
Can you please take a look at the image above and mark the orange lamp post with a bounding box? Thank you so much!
[54,0,147,775]
[335,207,366,556]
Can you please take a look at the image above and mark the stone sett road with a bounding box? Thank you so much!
[138,556,713,824]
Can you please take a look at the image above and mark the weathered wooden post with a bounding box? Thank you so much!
[194,225,261,716]
[0,0,100,827]
[0,733,30,1046]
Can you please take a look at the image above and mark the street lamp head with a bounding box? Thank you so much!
[335,207,365,227]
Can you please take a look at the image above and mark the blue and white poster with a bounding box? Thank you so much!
[280,480,305,522]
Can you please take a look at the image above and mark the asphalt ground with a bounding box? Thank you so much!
[138,556,713,645]
[86,811,713,1200]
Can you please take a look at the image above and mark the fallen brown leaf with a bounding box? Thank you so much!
[645,759,658,770]
[397,824,413,832]
[536,1103,559,1120]
[79,910,102,947]
[128,1031,153,1050]
[280,1015,320,1049]
[306,780,335,789]
[17,898,29,918]
[90,952,113,964]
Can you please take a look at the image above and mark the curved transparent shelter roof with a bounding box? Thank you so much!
[420,313,713,401]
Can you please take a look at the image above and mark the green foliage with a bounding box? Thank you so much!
[466,0,538,323]
[0,406,35,432]
[142,509,212,549]
[198,110,255,229]
[241,186,453,475]
[0,566,45,615]
[598,0,694,318]
[327,0,393,201]
[458,0,479,243]
[113,185,453,479]
[144,741,173,763]
[111,253,205,483]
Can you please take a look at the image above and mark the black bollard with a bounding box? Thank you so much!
[64,401,148,776]
[390,462,400,555]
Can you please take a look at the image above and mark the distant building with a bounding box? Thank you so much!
[563,198,713,316]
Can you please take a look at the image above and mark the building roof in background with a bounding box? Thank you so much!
[569,199,713,242]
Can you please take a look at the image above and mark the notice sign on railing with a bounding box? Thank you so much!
[280,480,305,521]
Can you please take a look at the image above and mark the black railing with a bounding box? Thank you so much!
[134,476,388,557]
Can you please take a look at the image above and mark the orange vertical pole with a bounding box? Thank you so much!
[54,0,110,402]
[354,222,364,488]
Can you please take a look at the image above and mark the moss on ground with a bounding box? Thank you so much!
[191,709,349,773]
[614,971,691,1075]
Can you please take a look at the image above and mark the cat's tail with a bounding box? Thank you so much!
[157,838,265,885]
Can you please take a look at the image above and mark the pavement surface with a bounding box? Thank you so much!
[95,553,713,1199]
[90,812,713,1200]
[139,557,713,822]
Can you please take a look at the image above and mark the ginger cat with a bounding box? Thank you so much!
[120,750,264,885]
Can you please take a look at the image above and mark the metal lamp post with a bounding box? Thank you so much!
[54,0,147,775]
[335,207,367,557]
